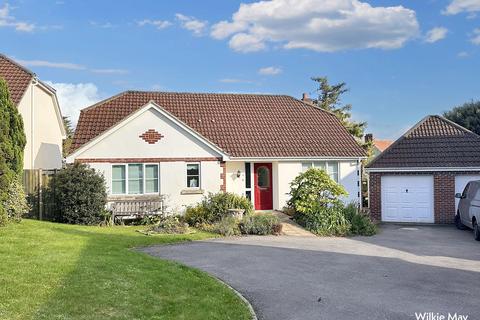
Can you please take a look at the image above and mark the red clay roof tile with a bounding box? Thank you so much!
[367,115,480,168]
[0,54,33,105]
[72,91,366,158]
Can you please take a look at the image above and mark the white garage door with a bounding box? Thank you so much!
[455,175,480,211]
[381,176,434,223]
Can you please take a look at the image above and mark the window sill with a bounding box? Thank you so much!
[180,189,204,195]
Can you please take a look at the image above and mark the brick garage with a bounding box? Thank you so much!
[366,115,480,224]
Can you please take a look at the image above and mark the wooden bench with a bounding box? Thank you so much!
[110,198,164,222]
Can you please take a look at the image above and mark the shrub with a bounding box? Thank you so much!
[49,163,107,225]
[288,168,347,215]
[294,202,351,236]
[3,178,30,223]
[213,216,241,236]
[185,192,253,225]
[146,215,190,234]
[240,214,282,235]
[343,203,377,236]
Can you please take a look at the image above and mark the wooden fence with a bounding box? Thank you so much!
[22,169,58,220]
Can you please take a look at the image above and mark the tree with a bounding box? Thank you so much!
[311,77,367,140]
[0,77,26,225]
[444,101,480,135]
[62,116,74,157]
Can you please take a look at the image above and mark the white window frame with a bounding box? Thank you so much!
[112,165,127,195]
[110,163,159,195]
[186,162,201,189]
[302,161,340,182]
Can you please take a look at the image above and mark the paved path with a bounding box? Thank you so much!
[141,225,480,320]
[271,211,315,237]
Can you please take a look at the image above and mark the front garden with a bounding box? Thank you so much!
[0,220,251,320]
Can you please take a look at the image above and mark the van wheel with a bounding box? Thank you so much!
[455,213,467,230]
[474,220,480,241]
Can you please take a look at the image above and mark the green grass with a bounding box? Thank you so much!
[0,220,251,320]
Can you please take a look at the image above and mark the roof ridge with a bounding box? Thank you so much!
[366,116,430,169]
[0,53,36,77]
[431,114,480,137]
[123,89,292,98]
[81,91,130,112]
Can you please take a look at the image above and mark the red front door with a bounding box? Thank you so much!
[254,163,273,210]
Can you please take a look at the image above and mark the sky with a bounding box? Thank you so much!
[1,0,480,140]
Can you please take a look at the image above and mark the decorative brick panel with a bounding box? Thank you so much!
[368,171,480,224]
[139,129,164,144]
[220,161,226,192]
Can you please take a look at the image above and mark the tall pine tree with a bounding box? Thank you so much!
[311,77,367,140]
[0,77,26,225]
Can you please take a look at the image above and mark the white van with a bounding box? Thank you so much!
[455,181,480,241]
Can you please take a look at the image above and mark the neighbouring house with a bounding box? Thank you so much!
[66,91,366,212]
[0,54,66,170]
[366,115,480,224]
[365,134,392,158]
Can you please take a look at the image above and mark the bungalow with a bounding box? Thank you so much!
[0,54,66,170]
[66,91,366,212]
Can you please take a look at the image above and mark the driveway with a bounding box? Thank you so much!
[141,225,480,320]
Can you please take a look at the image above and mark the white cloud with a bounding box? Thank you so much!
[176,13,208,36]
[45,82,102,124]
[91,68,128,74]
[210,0,419,53]
[457,51,469,58]
[443,0,480,15]
[0,3,35,32]
[470,28,480,45]
[14,57,129,74]
[137,19,172,30]
[424,27,448,43]
[90,21,116,29]
[15,58,86,70]
[258,66,282,75]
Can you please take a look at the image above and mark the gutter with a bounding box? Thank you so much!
[365,167,480,173]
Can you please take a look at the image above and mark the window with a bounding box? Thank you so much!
[187,163,200,188]
[128,164,143,194]
[112,165,126,194]
[257,166,270,188]
[145,164,159,193]
[302,161,339,182]
[111,164,159,195]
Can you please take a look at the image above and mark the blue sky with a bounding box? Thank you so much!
[1,0,480,140]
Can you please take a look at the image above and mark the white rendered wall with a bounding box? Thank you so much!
[88,160,222,213]
[17,83,63,169]
[226,160,361,211]
[75,108,222,160]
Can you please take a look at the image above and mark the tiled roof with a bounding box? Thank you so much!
[367,115,480,168]
[72,91,366,158]
[373,139,393,152]
[0,54,34,105]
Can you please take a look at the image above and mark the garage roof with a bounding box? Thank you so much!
[367,115,480,169]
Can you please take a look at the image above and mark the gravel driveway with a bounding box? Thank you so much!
[141,225,480,320]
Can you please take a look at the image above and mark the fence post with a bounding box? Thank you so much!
[38,169,43,221]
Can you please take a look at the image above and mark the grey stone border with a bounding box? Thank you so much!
[212,275,258,320]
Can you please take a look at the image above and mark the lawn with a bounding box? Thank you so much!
[0,219,251,320]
